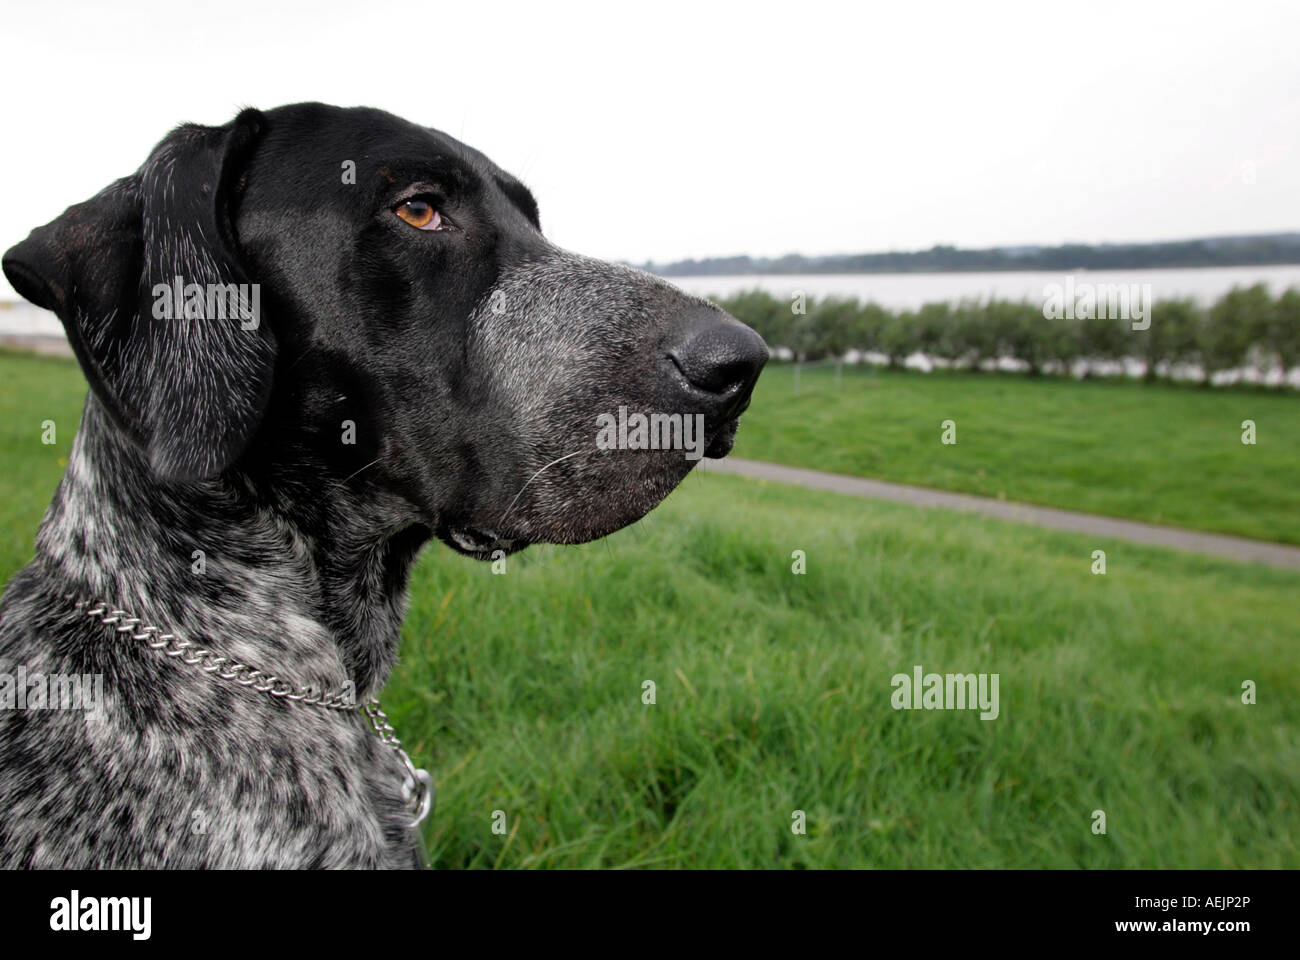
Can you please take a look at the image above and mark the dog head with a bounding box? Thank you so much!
[3,103,767,558]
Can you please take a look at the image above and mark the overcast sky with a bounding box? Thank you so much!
[1,0,1297,300]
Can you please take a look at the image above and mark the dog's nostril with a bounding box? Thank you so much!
[666,314,769,398]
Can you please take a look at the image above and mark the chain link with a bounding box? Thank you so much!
[69,594,433,828]
[70,596,359,709]
[363,700,434,827]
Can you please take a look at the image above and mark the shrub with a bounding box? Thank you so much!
[713,283,1295,389]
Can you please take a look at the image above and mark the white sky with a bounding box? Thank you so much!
[1,0,1297,300]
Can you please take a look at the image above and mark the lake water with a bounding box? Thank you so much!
[663,264,1300,387]
[4,264,1299,339]
[0,301,62,337]
[666,264,1300,309]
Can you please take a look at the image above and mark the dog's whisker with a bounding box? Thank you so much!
[284,342,320,373]
[497,450,585,525]
[341,458,382,485]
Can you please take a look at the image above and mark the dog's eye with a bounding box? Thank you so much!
[394,199,443,231]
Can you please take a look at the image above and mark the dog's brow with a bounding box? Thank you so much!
[378,156,473,195]
[494,175,540,228]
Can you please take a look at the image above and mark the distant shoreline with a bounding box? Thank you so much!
[637,232,1300,278]
[5,262,1300,323]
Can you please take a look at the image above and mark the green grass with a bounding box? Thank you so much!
[735,365,1300,544]
[0,351,87,568]
[393,472,1299,868]
[2,350,1296,868]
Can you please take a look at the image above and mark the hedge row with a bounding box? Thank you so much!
[714,284,1300,385]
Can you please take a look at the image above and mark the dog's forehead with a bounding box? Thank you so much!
[421,127,509,178]
[243,103,540,229]
[261,104,509,181]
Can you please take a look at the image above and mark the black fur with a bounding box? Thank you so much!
[0,103,766,868]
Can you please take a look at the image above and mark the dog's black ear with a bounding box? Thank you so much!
[1,109,276,483]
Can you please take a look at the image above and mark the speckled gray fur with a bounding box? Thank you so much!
[0,104,765,868]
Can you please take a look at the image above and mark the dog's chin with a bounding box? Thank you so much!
[436,524,529,561]
[704,418,741,459]
[437,417,743,560]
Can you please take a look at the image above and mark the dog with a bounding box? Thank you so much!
[0,103,767,868]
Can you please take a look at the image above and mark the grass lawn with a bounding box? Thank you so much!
[393,473,1298,868]
[0,351,87,560]
[1,349,1296,868]
[735,365,1300,544]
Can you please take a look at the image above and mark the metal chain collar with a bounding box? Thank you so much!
[69,595,433,829]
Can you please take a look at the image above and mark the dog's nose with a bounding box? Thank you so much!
[665,309,769,411]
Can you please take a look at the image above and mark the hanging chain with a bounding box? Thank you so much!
[69,595,433,828]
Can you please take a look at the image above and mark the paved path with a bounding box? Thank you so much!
[0,334,73,358]
[701,457,1300,571]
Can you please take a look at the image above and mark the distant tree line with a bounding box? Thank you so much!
[715,285,1300,387]
[646,233,1300,276]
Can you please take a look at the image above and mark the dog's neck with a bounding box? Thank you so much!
[35,399,428,698]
